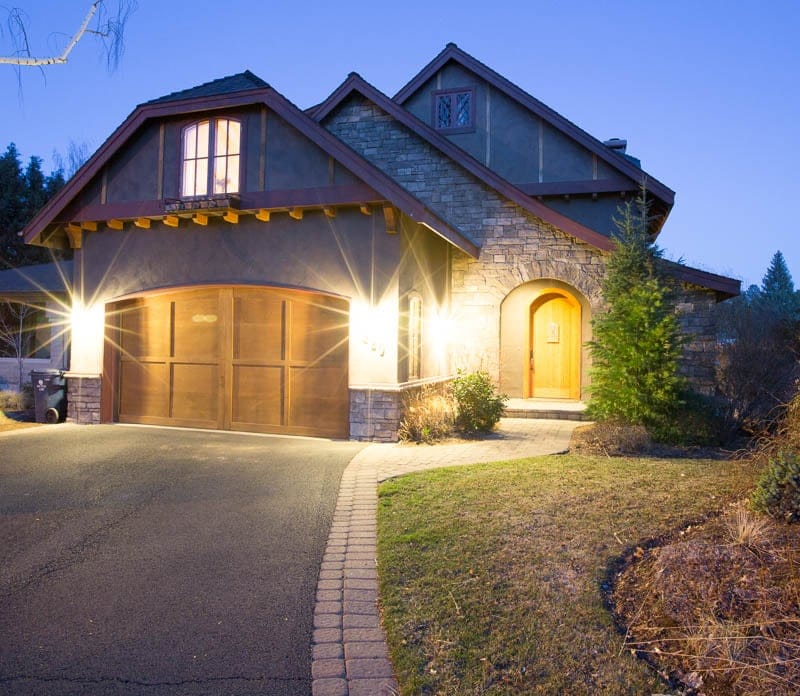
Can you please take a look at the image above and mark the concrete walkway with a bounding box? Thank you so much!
[310,418,581,696]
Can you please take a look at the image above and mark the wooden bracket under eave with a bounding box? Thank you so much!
[359,204,372,216]
[382,204,397,234]
[107,219,124,230]
[80,221,98,232]
[289,208,303,220]
[193,213,208,226]
[255,209,271,222]
[65,223,83,249]
[164,215,180,228]
[134,218,151,229]
[223,210,239,224]
[323,207,336,219]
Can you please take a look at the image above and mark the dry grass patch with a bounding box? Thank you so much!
[377,455,757,695]
[613,503,800,695]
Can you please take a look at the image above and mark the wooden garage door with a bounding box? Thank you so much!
[112,287,349,437]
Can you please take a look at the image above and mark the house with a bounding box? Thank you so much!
[21,44,739,440]
[0,261,71,391]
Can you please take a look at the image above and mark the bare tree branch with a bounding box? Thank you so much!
[0,1,135,69]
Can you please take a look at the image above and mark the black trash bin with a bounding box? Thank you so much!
[31,370,67,424]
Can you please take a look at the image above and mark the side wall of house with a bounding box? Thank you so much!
[675,283,722,396]
[323,95,607,392]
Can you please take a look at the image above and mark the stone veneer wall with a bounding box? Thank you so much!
[67,376,102,424]
[324,96,608,384]
[675,284,721,395]
[350,380,452,442]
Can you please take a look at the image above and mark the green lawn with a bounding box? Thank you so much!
[377,454,758,695]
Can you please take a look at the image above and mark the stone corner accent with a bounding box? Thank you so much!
[66,376,102,425]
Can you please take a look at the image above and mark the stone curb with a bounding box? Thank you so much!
[310,418,582,695]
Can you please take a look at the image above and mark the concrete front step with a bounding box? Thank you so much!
[503,408,590,421]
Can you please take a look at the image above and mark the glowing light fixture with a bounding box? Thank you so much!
[70,300,105,374]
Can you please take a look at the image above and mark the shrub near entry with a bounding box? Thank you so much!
[451,370,507,434]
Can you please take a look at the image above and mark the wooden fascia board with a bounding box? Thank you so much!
[664,261,741,299]
[23,88,275,244]
[315,75,615,252]
[58,184,384,223]
[518,177,637,197]
[392,45,675,208]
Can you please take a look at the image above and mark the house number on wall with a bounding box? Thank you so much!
[547,322,560,343]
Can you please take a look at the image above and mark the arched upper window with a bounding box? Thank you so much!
[181,118,241,198]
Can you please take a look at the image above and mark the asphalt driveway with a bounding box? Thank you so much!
[0,424,364,695]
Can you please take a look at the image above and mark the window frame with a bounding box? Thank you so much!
[180,117,243,199]
[432,87,476,134]
[407,294,423,381]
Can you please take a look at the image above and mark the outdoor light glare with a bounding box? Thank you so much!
[70,300,105,374]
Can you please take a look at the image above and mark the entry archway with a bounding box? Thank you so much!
[499,280,589,400]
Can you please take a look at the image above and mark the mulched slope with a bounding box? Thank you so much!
[611,506,800,695]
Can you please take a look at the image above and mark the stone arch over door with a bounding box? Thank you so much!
[499,280,591,399]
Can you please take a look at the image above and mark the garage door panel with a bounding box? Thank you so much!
[232,365,283,427]
[115,287,349,437]
[173,294,221,360]
[119,299,171,359]
[119,361,169,420]
[170,363,220,423]
[233,292,284,362]
[289,297,348,363]
[289,365,348,434]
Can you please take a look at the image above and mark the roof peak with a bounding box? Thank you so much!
[145,70,268,105]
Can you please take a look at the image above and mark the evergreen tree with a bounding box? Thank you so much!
[0,143,66,267]
[760,250,798,321]
[587,187,686,433]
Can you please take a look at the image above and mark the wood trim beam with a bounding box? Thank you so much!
[323,207,336,219]
[193,213,208,226]
[223,210,239,224]
[134,217,151,229]
[382,204,397,234]
[255,209,271,222]
[164,215,180,228]
[359,204,372,216]
[80,221,98,232]
[107,219,124,230]
[65,223,82,249]
[288,208,303,220]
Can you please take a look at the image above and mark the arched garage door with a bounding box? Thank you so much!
[109,287,349,438]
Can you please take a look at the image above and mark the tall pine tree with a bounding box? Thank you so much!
[760,250,798,321]
[0,143,66,267]
[587,187,685,432]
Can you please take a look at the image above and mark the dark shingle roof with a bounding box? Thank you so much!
[144,70,268,105]
[0,261,73,294]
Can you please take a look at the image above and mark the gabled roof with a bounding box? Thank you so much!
[145,70,268,105]
[393,43,675,209]
[311,73,618,252]
[23,76,479,258]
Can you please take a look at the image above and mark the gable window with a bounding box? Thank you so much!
[433,88,474,132]
[181,118,241,198]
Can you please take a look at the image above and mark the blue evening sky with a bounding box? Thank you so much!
[2,0,798,289]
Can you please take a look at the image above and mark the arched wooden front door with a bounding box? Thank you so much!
[529,291,581,399]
